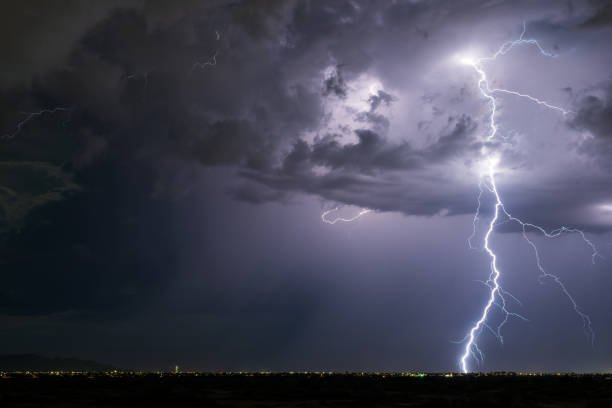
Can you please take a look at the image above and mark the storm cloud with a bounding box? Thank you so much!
[2,0,612,229]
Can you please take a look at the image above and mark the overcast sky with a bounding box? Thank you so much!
[1,0,612,372]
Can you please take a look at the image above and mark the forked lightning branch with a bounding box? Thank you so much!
[457,23,598,373]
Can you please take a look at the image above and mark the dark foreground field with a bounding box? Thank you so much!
[0,372,611,407]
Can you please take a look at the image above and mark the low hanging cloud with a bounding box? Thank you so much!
[1,0,612,236]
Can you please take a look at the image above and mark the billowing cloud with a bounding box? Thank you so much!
[2,1,612,228]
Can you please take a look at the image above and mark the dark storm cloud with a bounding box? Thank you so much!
[0,0,329,316]
[0,0,590,229]
[568,81,612,175]
[311,129,421,172]
[0,0,134,88]
[0,161,77,230]
[571,82,612,140]
[322,67,348,99]
[1,0,611,320]
[354,90,397,130]
[580,0,612,28]
[191,119,267,167]
[230,111,480,215]
[306,114,477,173]
[367,90,395,112]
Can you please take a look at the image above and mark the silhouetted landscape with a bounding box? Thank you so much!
[0,354,118,372]
[0,372,611,407]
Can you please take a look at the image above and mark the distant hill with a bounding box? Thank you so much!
[0,354,119,372]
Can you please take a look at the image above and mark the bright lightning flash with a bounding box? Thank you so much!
[321,207,371,224]
[458,23,598,373]
[458,56,478,67]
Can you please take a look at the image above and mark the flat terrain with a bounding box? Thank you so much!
[0,372,611,407]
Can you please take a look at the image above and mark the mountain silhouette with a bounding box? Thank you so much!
[0,354,119,372]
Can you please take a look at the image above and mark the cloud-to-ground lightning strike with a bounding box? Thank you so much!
[321,207,371,224]
[2,107,72,140]
[191,30,221,72]
[458,23,599,373]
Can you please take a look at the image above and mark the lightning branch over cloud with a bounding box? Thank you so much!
[458,23,599,373]
[2,107,73,140]
[321,207,371,225]
[191,29,221,72]
[191,50,218,72]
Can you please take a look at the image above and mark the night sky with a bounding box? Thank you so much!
[1,0,612,373]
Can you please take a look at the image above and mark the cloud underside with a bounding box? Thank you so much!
[0,0,611,230]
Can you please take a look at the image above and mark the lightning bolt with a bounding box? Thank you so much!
[321,207,371,224]
[458,23,599,373]
[192,50,218,72]
[2,107,72,140]
[192,30,221,72]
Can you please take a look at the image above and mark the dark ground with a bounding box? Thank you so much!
[0,372,611,407]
